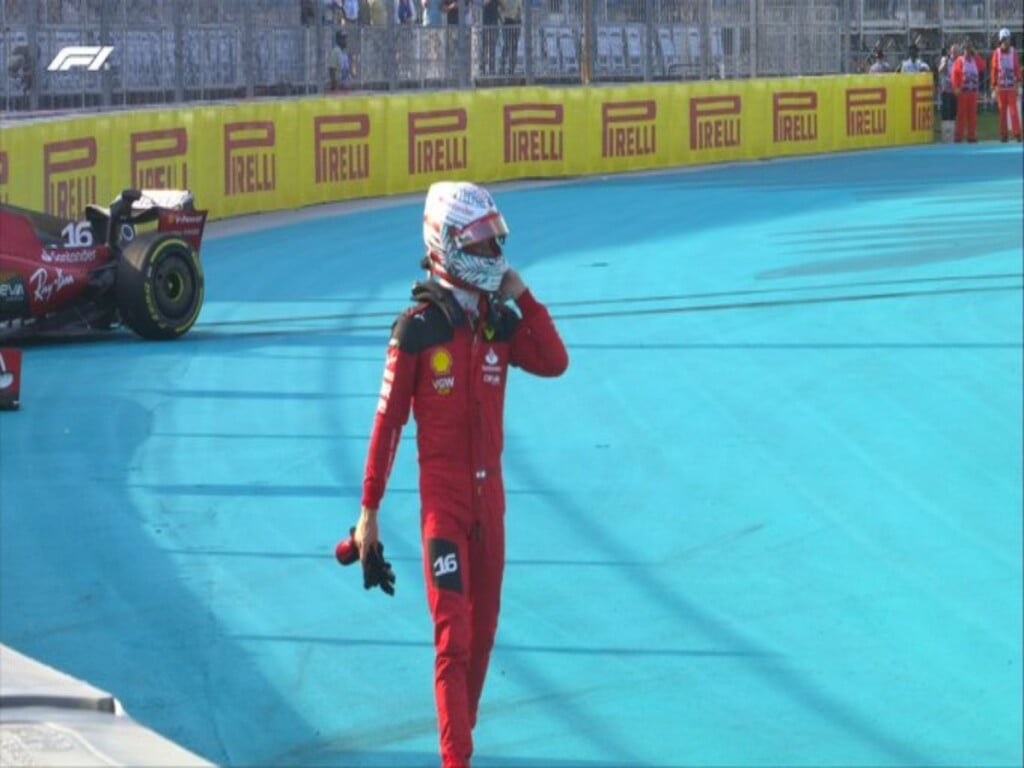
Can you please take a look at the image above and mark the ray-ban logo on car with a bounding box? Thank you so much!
[47,46,114,72]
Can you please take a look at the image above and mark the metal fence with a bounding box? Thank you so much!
[2,0,1021,113]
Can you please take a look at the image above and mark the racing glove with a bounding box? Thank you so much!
[335,527,396,596]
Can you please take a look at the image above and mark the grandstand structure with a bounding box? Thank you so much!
[1,1,1021,112]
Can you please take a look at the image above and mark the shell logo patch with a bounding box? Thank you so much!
[431,347,455,395]
[430,348,453,375]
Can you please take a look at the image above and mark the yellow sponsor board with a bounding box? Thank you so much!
[0,75,932,221]
[759,78,832,157]
[120,116,195,193]
[298,95,388,206]
[9,121,108,219]
[579,85,668,175]
[676,80,751,164]
[212,102,300,217]
[490,87,586,180]
[384,92,475,194]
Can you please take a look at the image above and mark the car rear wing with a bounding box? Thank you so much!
[86,189,207,249]
[133,189,196,212]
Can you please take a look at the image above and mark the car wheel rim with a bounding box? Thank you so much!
[154,255,195,319]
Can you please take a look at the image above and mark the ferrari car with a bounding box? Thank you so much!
[0,188,206,341]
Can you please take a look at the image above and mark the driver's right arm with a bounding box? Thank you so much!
[358,315,418,554]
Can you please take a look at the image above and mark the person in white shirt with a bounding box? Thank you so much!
[868,47,892,74]
[899,43,930,73]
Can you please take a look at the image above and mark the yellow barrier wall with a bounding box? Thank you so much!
[0,75,933,221]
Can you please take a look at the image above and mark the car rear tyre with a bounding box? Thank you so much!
[116,235,203,340]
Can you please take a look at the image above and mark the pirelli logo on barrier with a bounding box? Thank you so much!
[0,151,7,204]
[315,114,370,183]
[601,101,656,158]
[408,109,468,175]
[503,104,564,163]
[773,92,818,143]
[131,128,189,190]
[846,88,887,136]
[44,138,97,218]
[911,84,933,132]
[689,95,741,150]
[224,121,277,196]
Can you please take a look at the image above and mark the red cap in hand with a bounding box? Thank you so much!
[335,528,359,566]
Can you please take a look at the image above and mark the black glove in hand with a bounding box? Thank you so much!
[335,527,396,596]
[362,542,396,596]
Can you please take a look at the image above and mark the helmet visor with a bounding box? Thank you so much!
[452,211,509,249]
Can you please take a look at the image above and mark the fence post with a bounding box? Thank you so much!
[699,0,710,79]
[243,2,254,98]
[461,2,471,89]
[582,0,592,84]
[840,0,850,74]
[523,0,533,84]
[172,0,185,103]
[386,0,398,91]
[27,2,39,111]
[100,0,113,108]
[749,0,756,79]
[315,9,325,94]
[643,0,654,82]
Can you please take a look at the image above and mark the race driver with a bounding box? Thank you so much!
[353,180,569,768]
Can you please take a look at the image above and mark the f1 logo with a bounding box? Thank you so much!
[47,46,115,72]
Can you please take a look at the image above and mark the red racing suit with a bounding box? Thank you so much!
[361,280,568,767]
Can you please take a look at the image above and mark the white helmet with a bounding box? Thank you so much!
[423,181,509,293]
[999,28,1011,41]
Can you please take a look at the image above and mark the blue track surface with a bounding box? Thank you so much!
[2,144,1022,767]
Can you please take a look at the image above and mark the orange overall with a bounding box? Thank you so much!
[950,53,986,142]
[990,45,1022,141]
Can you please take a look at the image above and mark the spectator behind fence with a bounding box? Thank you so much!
[323,0,344,24]
[501,0,521,75]
[301,0,316,25]
[397,0,416,24]
[990,28,1022,142]
[899,43,930,73]
[423,0,444,26]
[368,0,388,25]
[951,39,986,142]
[329,29,353,91]
[482,0,500,74]
[340,0,359,24]
[5,42,38,94]
[444,0,459,25]
[337,0,365,77]
[868,47,892,74]
[937,44,959,142]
